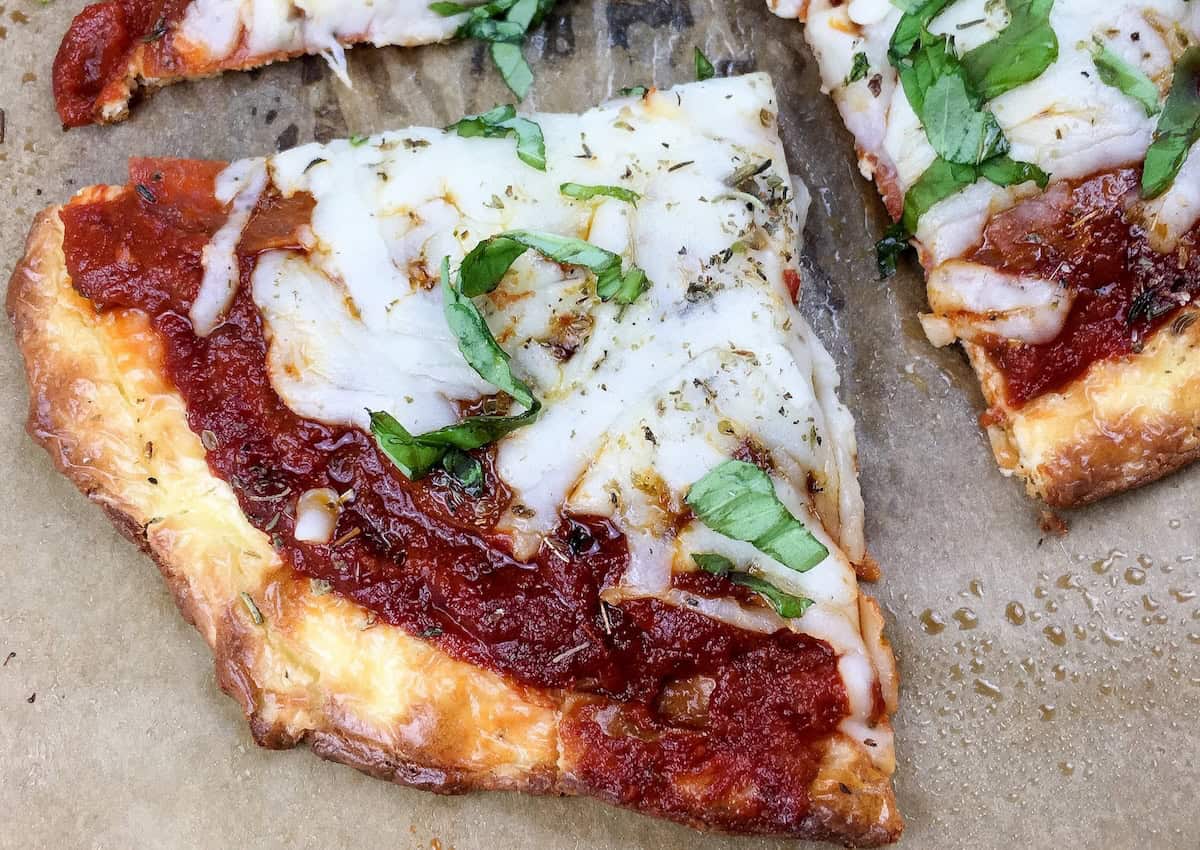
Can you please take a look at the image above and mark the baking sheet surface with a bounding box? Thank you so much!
[1,1,1197,847]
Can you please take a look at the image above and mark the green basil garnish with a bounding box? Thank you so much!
[370,257,541,482]
[875,223,911,279]
[447,105,546,170]
[692,553,815,619]
[960,0,1057,101]
[1142,48,1200,198]
[618,85,649,97]
[560,182,641,205]
[695,48,716,81]
[432,0,555,98]
[846,52,870,85]
[686,460,829,573]
[921,72,1008,165]
[1091,39,1160,117]
[459,230,650,305]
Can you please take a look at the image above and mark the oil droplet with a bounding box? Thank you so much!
[969,579,984,598]
[1045,599,1060,613]
[1034,585,1049,599]
[969,657,985,673]
[1188,632,1200,645]
[1151,613,1170,625]
[1169,518,1182,529]
[1143,594,1161,611]
[1020,657,1036,675]
[973,678,1003,700]
[1101,628,1126,647]
[1092,549,1125,574]
[1073,624,1088,640]
[1171,588,1197,603]
[1051,663,1067,680]
[1137,554,1154,570]
[920,609,946,635]
[953,607,979,630]
[1124,566,1147,586]
[1044,626,1067,647]
[1099,681,1115,695]
[1059,761,1075,777]
[948,663,964,682]
[1055,573,1081,590]
[1006,601,1027,626]
[1038,703,1056,721]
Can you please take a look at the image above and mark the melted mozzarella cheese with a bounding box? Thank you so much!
[177,0,471,82]
[199,74,885,757]
[783,0,1200,346]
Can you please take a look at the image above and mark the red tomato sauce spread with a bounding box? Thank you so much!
[58,159,851,822]
[53,0,186,127]
[968,168,1200,408]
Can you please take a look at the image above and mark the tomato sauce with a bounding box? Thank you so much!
[968,168,1200,407]
[53,1,185,127]
[58,159,850,818]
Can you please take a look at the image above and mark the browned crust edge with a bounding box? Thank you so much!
[6,204,901,846]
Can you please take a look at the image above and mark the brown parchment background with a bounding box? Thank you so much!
[0,1,1197,847]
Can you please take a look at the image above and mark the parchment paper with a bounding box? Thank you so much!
[1,1,1197,847]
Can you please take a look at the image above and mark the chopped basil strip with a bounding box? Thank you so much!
[875,223,912,279]
[695,48,716,81]
[686,460,829,573]
[693,553,815,619]
[619,85,649,97]
[1091,40,1160,117]
[960,0,1058,101]
[370,258,541,482]
[349,134,369,146]
[899,155,1047,237]
[1143,48,1200,198]
[846,52,870,85]
[921,71,1008,165]
[888,0,954,64]
[442,447,485,495]
[559,182,641,205]
[432,0,555,98]
[447,105,546,170]
[459,230,650,306]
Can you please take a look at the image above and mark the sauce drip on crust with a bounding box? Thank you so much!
[57,158,851,826]
[970,168,1200,407]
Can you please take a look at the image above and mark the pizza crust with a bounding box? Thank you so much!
[966,311,1200,507]
[6,205,903,845]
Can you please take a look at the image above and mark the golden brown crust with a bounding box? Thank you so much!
[964,308,1200,507]
[6,204,900,845]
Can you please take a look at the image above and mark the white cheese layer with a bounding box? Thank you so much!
[198,74,888,759]
[783,0,1200,346]
[176,0,471,82]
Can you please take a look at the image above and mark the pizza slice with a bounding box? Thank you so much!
[7,75,902,845]
[774,0,1200,506]
[52,0,552,127]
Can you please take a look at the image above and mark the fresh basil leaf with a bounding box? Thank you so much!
[846,52,870,85]
[441,448,485,495]
[685,460,829,573]
[442,257,536,408]
[960,0,1058,101]
[977,154,1049,188]
[875,223,912,279]
[369,257,542,482]
[888,0,954,64]
[349,134,369,146]
[895,30,959,116]
[559,182,641,204]
[447,106,546,170]
[430,0,470,14]
[900,154,1046,232]
[899,156,979,233]
[1143,48,1200,198]
[619,85,648,97]
[461,17,525,42]
[1091,40,1160,117]
[695,48,716,81]
[692,553,737,574]
[369,412,449,479]
[692,553,814,619]
[458,230,650,306]
[922,72,1009,164]
[491,42,534,97]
